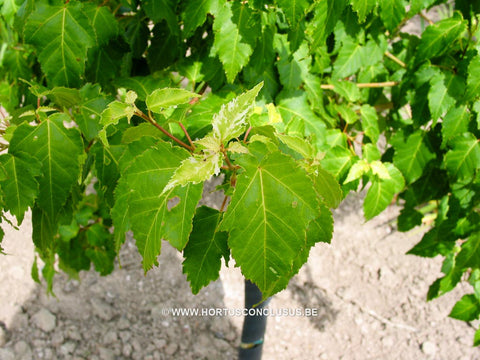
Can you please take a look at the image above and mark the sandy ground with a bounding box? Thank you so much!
[0,189,479,360]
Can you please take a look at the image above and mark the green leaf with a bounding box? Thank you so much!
[350,0,377,22]
[24,2,95,87]
[212,2,259,82]
[83,3,119,45]
[10,114,84,221]
[114,76,172,102]
[333,38,364,80]
[276,0,309,25]
[0,0,19,25]
[147,21,181,71]
[320,146,356,180]
[163,153,222,192]
[146,88,198,113]
[331,80,361,102]
[393,131,435,184]
[85,223,115,276]
[444,133,480,181]
[143,0,178,32]
[428,72,458,122]
[276,37,311,90]
[307,0,346,48]
[273,202,334,293]
[312,168,343,208]
[182,206,228,294]
[124,143,203,271]
[86,36,130,88]
[360,104,379,143]
[456,233,480,270]
[380,0,406,31]
[76,84,111,141]
[442,105,470,146]
[398,207,423,232]
[475,328,480,347]
[345,159,370,183]
[277,133,315,159]
[99,100,136,145]
[364,163,404,220]
[212,83,263,143]
[0,153,41,224]
[182,0,218,36]
[449,294,480,321]
[220,148,320,297]
[465,55,480,102]
[111,177,131,252]
[415,13,467,64]
[276,90,327,140]
[332,37,385,79]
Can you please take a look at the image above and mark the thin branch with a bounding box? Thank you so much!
[179,122,195,151]
[134,109,194,152]
[419,12,434,25]
[321,81,399,90]
[221,148,238,171]
[220,195,229,212]
[243,126,252,143]
[384,51,406,68]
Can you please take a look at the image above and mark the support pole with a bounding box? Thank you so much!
[238,280,271,360]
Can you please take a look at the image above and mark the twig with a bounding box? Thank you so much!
[243,126,252,143]
[335,292,418,333]
[134,109,194,152]
[220,195,229,212]
[384,51,407,68]
[321,81,399,90]
[179,122,195,151]
[419,12,434,25]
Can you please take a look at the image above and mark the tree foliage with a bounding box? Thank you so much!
[0,0,480,345]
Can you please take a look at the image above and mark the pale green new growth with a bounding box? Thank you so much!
[211,82,263,143]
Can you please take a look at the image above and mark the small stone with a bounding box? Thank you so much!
[122,343,133,357]
[131,339,142,352]
[119,331,131,343]
[90,298,114,321]
[51,332,65,347]
[154,338,167,349]
[59,341,76,356]
[14,341,33,360]
[420,341,436,356]
[98,347,115,360]
[165,343,178,355]
[43,348,55,359]
[117,316,130,330]
[32,308,56,332]
[103,330,118,345]
[66,328,82,341]
[0,348,15,360]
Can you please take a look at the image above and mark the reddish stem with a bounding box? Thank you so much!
[220,195,229,212]
[135,110,194,152]
[179,122,195,151]
[243,126,252,143]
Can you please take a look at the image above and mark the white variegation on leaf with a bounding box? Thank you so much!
[195,134,222,153]
[227,142,248,154]
[212,82,263,143]
[125,90,138,105]
[163,153,222,193]
[344,159,370,183]
[99,101,136,145]
[371,161,391,180]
